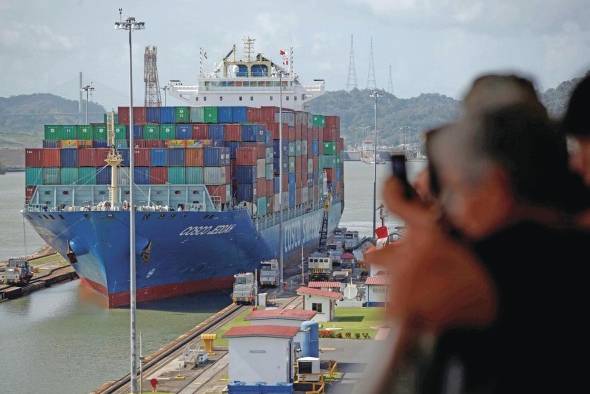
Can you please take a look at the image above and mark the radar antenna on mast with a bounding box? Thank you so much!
[243,37,255,62]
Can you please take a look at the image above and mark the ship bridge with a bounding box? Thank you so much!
[168,38,325,111]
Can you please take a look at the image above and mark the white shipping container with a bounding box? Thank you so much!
[281,191,289,207]
[301,187,308,203]
[273,193,280,212]
[117,167,130,186]
[204,167,227,185]
[257,158,266,179]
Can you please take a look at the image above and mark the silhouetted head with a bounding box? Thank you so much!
[463,74,547,116]
[562,74,590,185]
[430,104,580,239]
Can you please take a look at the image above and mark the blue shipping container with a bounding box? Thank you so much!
[289,188,296,208]
[96,166,111,184]
[160,107,175,123]
[204,147,229,166]
[146,107,160,123]
[60,148,77,167]
[134,167,150,184]
[217,106,232,123]
[231,106,247,123]
[93,140,108,148]
[208,124,225,141]
[235,166,257,184]
[241,124,257,142]
[133,125,143,140]
[168,148,185,166]
[312,140,319,156]
[43,140,59,148]
[119,149,130,166]
[225,141,240,159]
[150,148,168,166]
[236,183,255,201]
[288,172,296,185]
[175,124,192,140]
[255,125,266,142]
[274,176,280,192]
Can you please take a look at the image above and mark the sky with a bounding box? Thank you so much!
[0,0,589,109]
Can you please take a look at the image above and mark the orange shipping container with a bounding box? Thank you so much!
[224,124,241,141]
[185,148,204,166]
[41,148,60,168]
[236,147,257,165]
[256,178,266,196]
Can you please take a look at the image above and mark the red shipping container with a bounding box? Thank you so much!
[143,140,162,148]
[247,107,261,123]
[325,168,334,183]
[42,148,60,168]
[191,124,208,140]
[25,186,36,202]
[260,106,277,123]
[236,147,257,165]
[25,148,43,167]
[93,148,110,166]
[185,148,204,166]
[266,122,279,140]
[78,148,95,167]
[134,148,151,167]
[295,124,303,140]
[282,173,288,189]
[296,188,302,204]
[118,106,130,125]
[149,167,167,184]
[224,124,241,141]
[133,107,147,125]
[325,115,340,129]
[288,126,296,141]
[207,185,228,203]
[256,178,266,196]
[323,127,336,141]
[266,179,273,196]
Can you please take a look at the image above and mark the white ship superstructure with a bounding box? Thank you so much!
[168,38,325,110]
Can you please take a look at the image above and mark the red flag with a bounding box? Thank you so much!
[375,226,389,239]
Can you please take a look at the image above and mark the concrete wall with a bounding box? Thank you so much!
[228,337,293,385]
[303,294,333,322]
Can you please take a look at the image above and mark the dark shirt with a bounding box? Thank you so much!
[418,221,588,394]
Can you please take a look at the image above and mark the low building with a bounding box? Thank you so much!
[365,275,389,306]
[307,281,343,292]
[297,286,342,322]
[225,325,300,385]
[245,309,317,327]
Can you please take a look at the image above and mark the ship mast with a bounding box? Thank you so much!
[105,111,122,207]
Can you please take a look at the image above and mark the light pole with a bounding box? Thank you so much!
[161,85,169,106]
[115,9,144,394]
[81,83,94,124]
[278,69,284,289]
[369,90,381,238]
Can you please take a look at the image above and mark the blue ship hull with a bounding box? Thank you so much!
[24,202,342,307]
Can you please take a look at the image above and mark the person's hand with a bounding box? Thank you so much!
[364,177,497,333]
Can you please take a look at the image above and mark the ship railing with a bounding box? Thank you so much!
[24,203,219,214]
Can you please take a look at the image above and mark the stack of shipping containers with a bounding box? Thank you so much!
[25,105,344,213]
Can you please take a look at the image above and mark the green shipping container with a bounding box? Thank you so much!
[204,106,218,123]
[322,142,336,156]
[319,155,336,169]
[265,163,273,180]
[288,142,296,157]
[44,125,63,141]
[257,197,268,216]
[302,140,308,156]
[42,168,60,185]
[78,167,96,185]
[78,125,93,140]
[60,168,79,185]
[289,157,296,172]
[185,167,204,184]
[175,107,190,123]
[143,124,160,140]
[114,125,127,139]
[312,114,326,127]
[93,124,107,141]
[104,113,118,124]
[26,168,43,185]
[190,107,205,123]
[308,158,313,174]
[115,139,128,148]
[168,167,186,184]
[295,140,302,156]
[62,125,78,140]
[160,124,175,140]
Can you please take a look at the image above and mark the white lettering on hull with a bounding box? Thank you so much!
[179,224,236,236]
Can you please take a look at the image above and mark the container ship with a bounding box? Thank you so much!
[22,42,344,307]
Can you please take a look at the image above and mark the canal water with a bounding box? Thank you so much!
[0,161,424,393]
